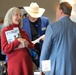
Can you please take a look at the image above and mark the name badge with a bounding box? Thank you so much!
[41,27,46,31]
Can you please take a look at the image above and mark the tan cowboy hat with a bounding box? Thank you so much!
[23,2,45,18]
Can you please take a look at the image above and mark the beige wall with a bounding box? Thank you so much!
[0,0,59,22]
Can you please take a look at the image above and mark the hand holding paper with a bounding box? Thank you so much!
[40,35,45,41]
[32,35,45,44]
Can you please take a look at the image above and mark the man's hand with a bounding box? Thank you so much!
[40,72,45,75]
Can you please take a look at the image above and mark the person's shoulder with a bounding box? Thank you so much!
[23,17,29,21]
[50,21,62,32]
[21,28,28,35]
[40,16,49,20]
[21,28,27,33]
[21,28,25,32]
[72,20,76,25]
[51,21,60,26]
[40,16,50,23]
[1,26,10,33]
[71,21,76,28]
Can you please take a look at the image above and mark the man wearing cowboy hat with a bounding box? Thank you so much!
[22,2,50,68]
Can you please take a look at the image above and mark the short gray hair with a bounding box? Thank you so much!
[4,7,22,27]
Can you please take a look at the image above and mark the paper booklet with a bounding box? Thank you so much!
[5,27,21,44]
[42,60,51,72]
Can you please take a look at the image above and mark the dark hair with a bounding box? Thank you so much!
[59,2,72,16]
[23,13,27,17]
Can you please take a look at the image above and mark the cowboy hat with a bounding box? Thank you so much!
[23,2,45,18]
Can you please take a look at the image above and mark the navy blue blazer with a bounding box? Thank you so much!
[22,16,50,67]
[22,16,50,40]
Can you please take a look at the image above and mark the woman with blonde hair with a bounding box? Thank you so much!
[1,7,34,75]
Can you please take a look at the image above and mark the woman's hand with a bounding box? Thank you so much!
[17,38,29,48]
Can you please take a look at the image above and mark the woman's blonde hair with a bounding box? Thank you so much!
[4,7,22,27]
